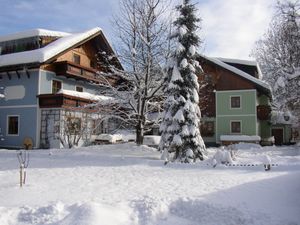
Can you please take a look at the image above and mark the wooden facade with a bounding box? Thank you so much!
[38,93,95,109]
[198,57,271,120]
[37,35,124,109]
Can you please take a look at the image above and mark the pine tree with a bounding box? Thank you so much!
[159,0,206,163]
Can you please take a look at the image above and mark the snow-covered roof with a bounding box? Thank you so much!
[0,29,70,43]
[58,89,114,103]
[216,57,257,66]
[0,28,101,67]
[200,55,271,93]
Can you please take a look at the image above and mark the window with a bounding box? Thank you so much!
[7,116,19,135]
[73,53,81,64]
[52,80,62,94]
[231,96,241,108]
[201,121,214,137]
[76,86,83,92]
[231,121,241,133]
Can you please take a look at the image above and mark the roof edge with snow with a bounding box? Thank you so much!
[216,57,257,66]
[199,55,271,95]
[0,28,70,43]
[0,28,102,68]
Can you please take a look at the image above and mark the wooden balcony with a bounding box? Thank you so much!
[53,61,103,83]
[38,93,94,109]
[257,105,271,120]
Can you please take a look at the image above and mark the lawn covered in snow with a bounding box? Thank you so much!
[0,143,300,225]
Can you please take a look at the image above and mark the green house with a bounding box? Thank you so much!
[198,56,291,146]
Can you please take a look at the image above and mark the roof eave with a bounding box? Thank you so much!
[44,30,102,64]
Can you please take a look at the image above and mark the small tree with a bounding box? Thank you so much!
[159,0,206,163]
[59,112,87,148]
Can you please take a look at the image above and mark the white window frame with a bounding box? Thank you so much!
[6,115,20,136]
[230,120,242,134]
[230,95,241,109]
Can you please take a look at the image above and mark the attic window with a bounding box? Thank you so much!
[73,53,81,64]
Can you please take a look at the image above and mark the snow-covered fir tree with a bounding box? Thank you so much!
[159,0,206,163]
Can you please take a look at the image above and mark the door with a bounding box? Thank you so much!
[272,128,283,145]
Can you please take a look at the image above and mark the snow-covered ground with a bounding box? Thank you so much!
[0,143,299,225]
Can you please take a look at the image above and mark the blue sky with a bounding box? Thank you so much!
[0,0,275,59]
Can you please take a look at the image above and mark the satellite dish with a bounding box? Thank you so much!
[23,137,33,150]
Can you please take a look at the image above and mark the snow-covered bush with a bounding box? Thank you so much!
[212,147,234,166]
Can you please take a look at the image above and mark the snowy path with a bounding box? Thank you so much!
[0,143,299,225]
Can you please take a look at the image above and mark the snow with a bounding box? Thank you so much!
[57,89,114,103]
[217,57,257,66]
[0,28,101,67]
[0,93,4,99]
[0,28,69,43]
[171,64,183,82]
[288,67,300,79]
[220,135,261,142]
[271,110,296,125]
[131,48,137,56]
[201,55,271,93]
[274,76,286,92]
[189,45,196,56]
[94,134,123,143]
[213,148,233,164]
[174,109,185,122]
[175,43,185,54]
[180,58,188,68]
[0,143,299,225]
[172,134,183,145]
[143,136,161,146]
[217,57,264,79]
[178,25,187,36]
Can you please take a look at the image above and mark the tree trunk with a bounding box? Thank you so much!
[136,121,144,145]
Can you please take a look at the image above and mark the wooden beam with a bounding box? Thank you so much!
[6,71,11,80]
[16,70,21,79]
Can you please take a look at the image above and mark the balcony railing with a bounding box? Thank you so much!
[257,105,271,120]
[38,93,94,109]
[53,61,103,83]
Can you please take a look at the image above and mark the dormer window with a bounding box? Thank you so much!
[73,53,81,64]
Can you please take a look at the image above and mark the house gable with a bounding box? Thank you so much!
[198,55,271,97]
